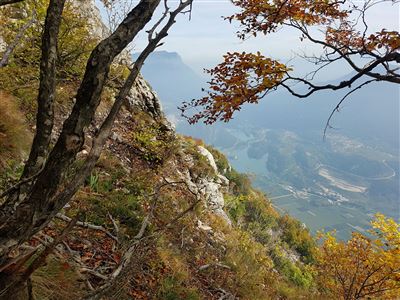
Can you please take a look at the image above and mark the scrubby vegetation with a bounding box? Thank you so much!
[317,214,400,299]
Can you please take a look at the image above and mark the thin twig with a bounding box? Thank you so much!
[56,213,118,242]
[107,211,119,235]
[323,79,378,139]
[0,12,36,67]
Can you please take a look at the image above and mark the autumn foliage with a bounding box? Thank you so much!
[317,214,400,299]
[180,51,289,124]
[180,0,400,124]
[229,0,348,37]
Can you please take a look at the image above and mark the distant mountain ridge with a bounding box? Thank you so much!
[134,51,399,152]
[132,51,206,115]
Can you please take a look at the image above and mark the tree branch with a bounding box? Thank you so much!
[323,79,378,139]
[55,213,118,242]
[0,12,36,67]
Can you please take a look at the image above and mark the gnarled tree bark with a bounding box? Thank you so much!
[0,0,160,258]
[0,4,67,297]
[21,0,65,179]
[0,0,67,262]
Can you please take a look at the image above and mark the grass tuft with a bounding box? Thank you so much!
[0,91,31,169]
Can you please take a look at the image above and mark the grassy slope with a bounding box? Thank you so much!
[0,90,319,298]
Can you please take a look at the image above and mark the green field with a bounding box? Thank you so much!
[216,127,399,241]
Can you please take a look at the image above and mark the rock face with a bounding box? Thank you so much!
[0,36,6,53]
[197,146,218,173]
[173,146,231,225]
[196,147,231,224]
[73,0,109,40]
[127,76,164,119]
[197,175,231,225]
[177,168,231,225]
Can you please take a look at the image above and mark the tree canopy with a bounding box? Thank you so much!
[180,0,400,127]
[317,214,400,299]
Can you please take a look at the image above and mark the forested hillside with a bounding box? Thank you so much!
[0,1,398,299]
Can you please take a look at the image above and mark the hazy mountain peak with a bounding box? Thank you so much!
[132,50,183,63]
[131,50,207,114]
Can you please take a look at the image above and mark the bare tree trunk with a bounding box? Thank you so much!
[2,0,66,211]
[0,0,160,260]
[0,0,66,261]
[22,0,65,179]
[1,0,67,228]
[0,1,66,295]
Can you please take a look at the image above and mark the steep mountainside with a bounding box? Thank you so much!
[0,56,317,300]
[133,51,399,241]
[0,1,318,299]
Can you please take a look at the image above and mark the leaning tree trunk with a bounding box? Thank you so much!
[0,0,66,252]
[0,0,160,264]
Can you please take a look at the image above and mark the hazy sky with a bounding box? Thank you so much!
[98,0,399,78]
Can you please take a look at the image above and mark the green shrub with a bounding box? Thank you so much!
[130,115,177,166]
[157,276,201,300]
[280,259,313,288]
[226,169,252,195]
[225,193,278,244]
[278,215,316,264]
[224,229,274,298]
[271,247,314,288]
[225,195,247,224]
